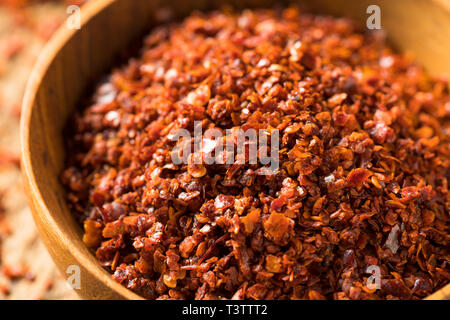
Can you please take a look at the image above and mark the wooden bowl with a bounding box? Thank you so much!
[20,0,450,300]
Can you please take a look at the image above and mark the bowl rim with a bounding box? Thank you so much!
[20,0,142,300]
[20,0,449,300]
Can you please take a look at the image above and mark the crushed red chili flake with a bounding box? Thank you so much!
[62,8,449,300]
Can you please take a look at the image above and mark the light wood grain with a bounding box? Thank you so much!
[20,0,450,300]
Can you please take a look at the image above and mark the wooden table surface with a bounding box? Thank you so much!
[0,1,80,300]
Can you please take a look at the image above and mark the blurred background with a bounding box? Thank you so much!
[0,0,87,300]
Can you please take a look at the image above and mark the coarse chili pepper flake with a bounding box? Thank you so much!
[62,7,449,300]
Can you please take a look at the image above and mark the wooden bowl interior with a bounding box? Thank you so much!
[21,0,450,299]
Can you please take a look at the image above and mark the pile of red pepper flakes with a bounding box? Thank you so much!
[62,7,449,300]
